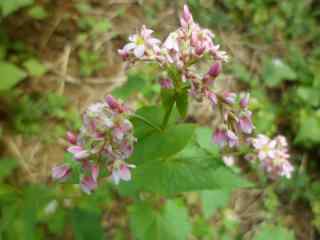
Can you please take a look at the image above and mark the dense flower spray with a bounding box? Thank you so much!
[54,5,294,194]
[52,95,136,193]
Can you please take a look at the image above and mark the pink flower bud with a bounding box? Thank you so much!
[66,131,77,145]
[195,45,206,56]
[52,165,70,181]
[183,5,193,23]
[80,176,97,194]
[206,91,218,110]
[180,4,193,27]
[212,128,227,147]
[118,49,129,61]
[240,93,250,108]
[238,112,254,134]
[91,164,99,182]
[105,95,127,113]
[226,130,239,147]
[208,62,221,78]
[159,78,174,89]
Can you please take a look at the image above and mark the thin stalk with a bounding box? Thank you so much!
[131,114,162,132]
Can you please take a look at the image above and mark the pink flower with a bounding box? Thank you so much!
[67,146,90,160]
[119,25,161,59]
[80,175,97,194]
[251,134,294,179]
[111,162,136,185]
[52,165,70,181]
[238,111,254,134]
[66,131,77,145]
[252,135,276,160]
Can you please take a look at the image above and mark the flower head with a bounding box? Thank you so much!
[251,134,294,179]
[53,95,137,194]
[118,25,161,60]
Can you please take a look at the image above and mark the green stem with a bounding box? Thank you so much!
[162,100,175,129]
[131,114,162,132]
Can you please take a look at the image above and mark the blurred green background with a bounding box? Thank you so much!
[0,0,320,239]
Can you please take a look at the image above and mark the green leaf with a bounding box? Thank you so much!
[130,200,191,240]
[0,158,18,181]
[176,89,189,118]
[23,58,47,77]
[0,0,34,17]
[0,61,26,91]
[21,185,52,240]
[254,224,295,240]
[296,87,320,107]
[263,58,297,87]
[130,123,195,164]
[200,189,231,219]
[28,5,48,20]
[120,143,252,195]
[71,208,104,240]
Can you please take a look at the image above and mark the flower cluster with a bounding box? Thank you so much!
[118,5,253,146]
[249,134,294,179]
[212,92,254,148]
[118,5,227,99]
[52,95,136,193]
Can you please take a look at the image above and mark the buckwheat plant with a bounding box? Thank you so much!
[53,5,294,195]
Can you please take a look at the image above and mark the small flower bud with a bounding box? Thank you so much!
[238,112,254,134]
[208,62,221,78]
[80,176,97,194]
[240,93,250,108]
[52,165,70,181]
[206,91,218,110]
[66,131,77,145]
[212,128,227,147]
[226,130,239,147]
[180,4,193,27]
[195,45,206,56]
